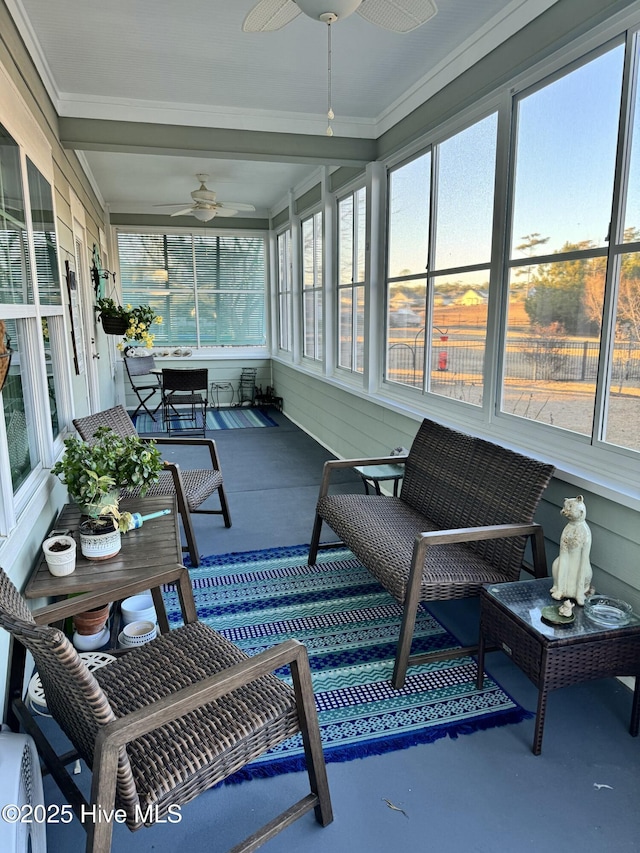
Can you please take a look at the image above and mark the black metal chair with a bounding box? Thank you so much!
[124,355,162,421]
[162,368,208,437]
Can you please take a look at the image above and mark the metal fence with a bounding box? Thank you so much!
[387,335,640,390]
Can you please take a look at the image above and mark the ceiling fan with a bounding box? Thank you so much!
[242,0,438,34]
[154,174,256,222]
[243,1,437,135]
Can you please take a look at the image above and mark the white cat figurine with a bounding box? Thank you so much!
[550,496,593,605]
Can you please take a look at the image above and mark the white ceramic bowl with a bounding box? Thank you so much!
[73,626,110,652]
[121,593,157,626]
[119,620,157,647]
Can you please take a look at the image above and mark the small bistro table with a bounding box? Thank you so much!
[476,577,640,755]
[7,495,196,731]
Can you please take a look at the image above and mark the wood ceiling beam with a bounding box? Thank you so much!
[58,118,376,168]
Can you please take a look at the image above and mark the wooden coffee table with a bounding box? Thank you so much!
[8,495,196,730]
[476,577,640,754]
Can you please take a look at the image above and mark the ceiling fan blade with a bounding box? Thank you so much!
[242,0,300,32]
[213,207,239,217]
[218,202,256,212]
[153,203,190,208]
[357,0,437,33]
[169,207,195,217]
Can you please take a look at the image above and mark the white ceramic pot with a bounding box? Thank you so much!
[42,535,77,577]
[79,522,121,561]
[121,592,157,626]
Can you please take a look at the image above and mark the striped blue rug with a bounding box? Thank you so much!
[133,407,278,433]
[162,545,530,781]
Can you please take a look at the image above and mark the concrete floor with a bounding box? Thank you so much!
[30,411,640,852]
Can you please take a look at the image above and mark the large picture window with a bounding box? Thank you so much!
[502,44,634,446]
[276,229,292,352]
[301,211,323,362]
[118,232,267,348]
[385,113,497,405]
[337,187,366,373]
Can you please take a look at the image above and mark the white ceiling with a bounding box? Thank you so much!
[8,0,560,219]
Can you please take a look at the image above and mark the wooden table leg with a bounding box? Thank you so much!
[176,566,198,624]
[151,586,170,634]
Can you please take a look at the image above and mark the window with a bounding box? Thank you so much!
[118,232,267,347]
[301,211,323,361]
[502,45,628,442]
[276,229,292,352]
[385,113,497,405]
[337,187,366,373]
[0,123,64,510]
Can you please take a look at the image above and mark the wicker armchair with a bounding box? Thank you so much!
[0,568,332,853]
[309,418,554,688]
[73,405,231,567]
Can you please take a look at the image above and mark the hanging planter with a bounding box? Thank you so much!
[100,315,129,336]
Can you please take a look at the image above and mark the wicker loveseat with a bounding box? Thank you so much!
[308,418,554,688]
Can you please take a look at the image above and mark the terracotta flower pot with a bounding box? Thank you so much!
[73,603,110,636]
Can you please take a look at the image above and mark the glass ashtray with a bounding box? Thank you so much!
[584,595,633,627]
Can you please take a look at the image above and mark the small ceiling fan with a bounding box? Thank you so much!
[154,174,256,222]
[242,0,438,33]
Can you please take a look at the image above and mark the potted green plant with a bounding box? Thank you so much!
[51,426,164,560]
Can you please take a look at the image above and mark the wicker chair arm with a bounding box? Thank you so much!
[93,639,308,751]
[411,522,547,578]
[415,521,541,548]
[318,456,407,498]
[148,436,222,469]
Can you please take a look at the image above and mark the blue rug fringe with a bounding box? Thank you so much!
[223,705,533,786]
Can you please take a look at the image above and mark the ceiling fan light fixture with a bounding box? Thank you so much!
[295,0,362,22]
[192,207,216,222]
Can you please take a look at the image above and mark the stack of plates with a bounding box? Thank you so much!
[118,620,157,648]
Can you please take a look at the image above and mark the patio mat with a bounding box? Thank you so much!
[162,544,531,782]
[132,407,278,433]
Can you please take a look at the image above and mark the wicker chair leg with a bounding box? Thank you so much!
[308,515,323,566]
[86,741,119,853]
[392,540,427,689]
[290,648,333,826]
[166,462,200,567]
[218,484,232,528]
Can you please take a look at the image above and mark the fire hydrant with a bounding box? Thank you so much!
[438,335,448,371]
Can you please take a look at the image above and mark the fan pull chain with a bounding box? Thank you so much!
[326,21,334,137]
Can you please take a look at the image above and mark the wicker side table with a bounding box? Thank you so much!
[476,578,640,754]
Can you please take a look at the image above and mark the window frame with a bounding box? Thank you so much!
[0,117,69,537]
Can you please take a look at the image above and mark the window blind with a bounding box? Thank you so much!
[118,232,266,347]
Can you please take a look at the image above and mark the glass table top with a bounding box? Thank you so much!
[484,578,640,640]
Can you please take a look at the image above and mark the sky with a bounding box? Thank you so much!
[387,40,631,280]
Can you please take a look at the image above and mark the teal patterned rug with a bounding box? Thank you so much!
[133,407,278,433]
[162,545,530,781]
